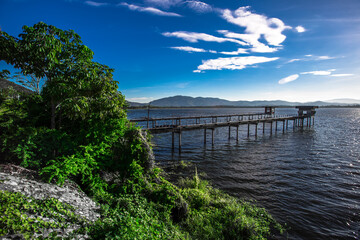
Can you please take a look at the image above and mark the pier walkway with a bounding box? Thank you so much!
[130,106,317,152]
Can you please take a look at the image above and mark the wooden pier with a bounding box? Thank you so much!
[130,106,317,152]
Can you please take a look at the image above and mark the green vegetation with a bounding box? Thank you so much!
[0,22,283,239]
[0,190,87,239]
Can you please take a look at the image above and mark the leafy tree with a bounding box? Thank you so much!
[0,22,117,129]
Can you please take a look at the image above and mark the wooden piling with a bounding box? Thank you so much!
[211,128,214,146]
[263,122,265,134]
[282,120,285,133]
[228,126,231,140]
[178,131,182,153]
[204,128,207,145]
[247,124,250,137]
[236,125,239,141]
[172,131,175,151]
[255,123,258,137]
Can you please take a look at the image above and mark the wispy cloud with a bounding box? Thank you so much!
[295,26,306,33]
[176,82,190,88]
[127,97,155,103]
[287,58,301,63]
[194,56,279,72]
[162,31,247,45]
[120,2,182,17]
[184,1,212,13]
[145,0,182,9]
[316,56,336,60]
[219,48,248,55]
[286,55,336,64]
[301,69,336,76]
[170,46,207,53]
[218,30,279,53]
[331,74,354,77]
[279,74,299,84]
[221,6,291,47]
[85,1,108,7]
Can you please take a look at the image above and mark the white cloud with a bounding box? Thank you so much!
[85,1,108,7]
[184,1,212,13]
[279,74,299,84]
[221,6,291,47]
[162,31,247,45]
[170,46,207,52]
[295,26,306,33]
[194,56,279,72]
[317,56,336,60]
[219,48,248,55]
[218,30,279,53]
[145,0,182,9]
[251,44,278,53]
[286,55,336,64]
[301,69,336,76]
[127,97,154,103]
[331,74,354,77]
[120,3,182,17]
[288,58,301,63]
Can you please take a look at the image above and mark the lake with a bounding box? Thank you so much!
[128,107,360,239]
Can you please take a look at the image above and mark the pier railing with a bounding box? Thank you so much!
[129,106,317,152]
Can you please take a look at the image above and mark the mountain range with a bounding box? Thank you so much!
[127,95,360,108]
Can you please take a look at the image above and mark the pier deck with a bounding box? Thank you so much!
[130,106,317,152]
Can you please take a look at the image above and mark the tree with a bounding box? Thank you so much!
[0,22,125,129]
[12,72,44,94]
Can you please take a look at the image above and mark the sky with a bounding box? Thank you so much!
[1,0,360,103]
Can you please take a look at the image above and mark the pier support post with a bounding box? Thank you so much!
[172,131,175,151]
[211,129,214,146]
[247,124,250,138]
[283,120,285,133]
[236,126,239,142]
[275,121,278,132]
[228,126,231,140]
[255,123,258,138]
[286,120,288,129]
[204,128,207,145]
[293,119,296,130]
[178,131,182,153]
[263,122,265,134]
[270,122,273,135]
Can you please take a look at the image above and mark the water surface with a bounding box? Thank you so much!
[128,108,360,239]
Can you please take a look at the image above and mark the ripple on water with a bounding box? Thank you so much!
[128,108,360,239]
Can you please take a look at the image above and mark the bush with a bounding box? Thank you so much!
[88,194,187,240]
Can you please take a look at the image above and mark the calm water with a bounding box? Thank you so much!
[128,108,360,239]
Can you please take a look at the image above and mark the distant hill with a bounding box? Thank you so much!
[326,98,360,105]
[146,95,333,107]
[126,101,147,107]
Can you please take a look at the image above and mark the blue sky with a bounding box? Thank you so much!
[1,0,359,102]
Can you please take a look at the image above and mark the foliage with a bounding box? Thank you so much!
[88,194,187,240]
[0,190,87,239]
[0,22,284,240]
[178,173,284,240]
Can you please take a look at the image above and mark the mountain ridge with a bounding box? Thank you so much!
[127,95,360,107]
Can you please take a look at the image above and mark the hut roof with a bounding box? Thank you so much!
[0,78,34,94]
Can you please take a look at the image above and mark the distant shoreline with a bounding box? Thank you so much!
[127,105,360,109]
